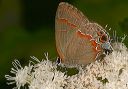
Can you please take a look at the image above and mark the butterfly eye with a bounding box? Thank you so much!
[100,34,108,43]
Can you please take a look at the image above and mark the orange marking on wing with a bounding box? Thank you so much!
[97,44,101,51]
[92,47,97,53]
[70,23,77,28]
[58,18,77,28]
[59,18,67,23]
[77,30,101,54]
[76,30,84,38]
[90,40,97,47]
[90,40,101,53]
[85,34,93,40]
[77,30,92,40]
[91,45,101,61]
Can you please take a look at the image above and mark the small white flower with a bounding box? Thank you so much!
[29,53,68,89]
[5,60,33,89]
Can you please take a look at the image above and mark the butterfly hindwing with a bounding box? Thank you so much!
[63,31,98,64]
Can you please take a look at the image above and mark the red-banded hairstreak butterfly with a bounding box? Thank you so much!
[55,2,113,65]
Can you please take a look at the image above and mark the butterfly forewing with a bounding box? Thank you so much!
[56,2,89,28]
[55,2,89,60]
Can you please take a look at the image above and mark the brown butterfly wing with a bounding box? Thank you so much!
[81,23,106,42]
[56,2,89,27]
[55,2,100,64]
[64,31,98,65]
[55,2,89,60]
[64,23,108,64]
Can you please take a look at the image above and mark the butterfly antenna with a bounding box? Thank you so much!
[112,30,117,42]
[104,24,111,37]
[109,28,111,31]
[105,24,108,29]
[121,34,127,43]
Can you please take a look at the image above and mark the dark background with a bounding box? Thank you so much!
[0,0,128,88]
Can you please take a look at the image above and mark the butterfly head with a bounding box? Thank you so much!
[97,30,113,54]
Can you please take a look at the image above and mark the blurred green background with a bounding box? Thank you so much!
[0,0,128,88]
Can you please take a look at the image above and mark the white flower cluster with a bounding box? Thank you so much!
[5,53,67,89]
[5,43,128,89]
[66,43,128,89]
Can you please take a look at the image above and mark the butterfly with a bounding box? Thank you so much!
[55,2,113,65]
